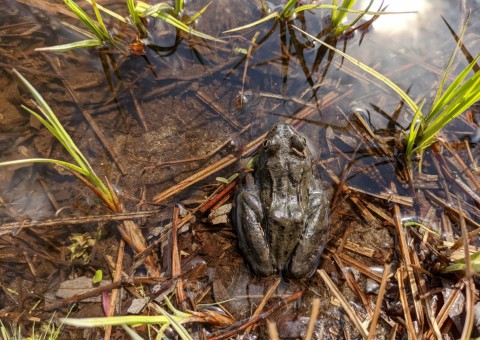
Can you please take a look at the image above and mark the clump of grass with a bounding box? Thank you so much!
[224,0,396,35]
[0,69,117,212]
[36,0,124,53]
[35,0,222,53]
[292,24,480,170]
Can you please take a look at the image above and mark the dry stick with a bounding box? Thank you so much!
[335,251,383,282]
[199,179,238,214]
[367,263,391,340]
[130,89,149,132]
[411,251,442,339]
[266,319,280,340]
[46,56,126,174]
[245,278,281,333]
[305,298,321,340]
[441,140,480,191]
[395,267,416,338]
[333,254,373,318]
[317,269,368,338]
[392,185,424,335]
[0,211,160,236]
[208,291,303,340]
[104,239,125,340]
[459,200,475,340]
[195,90,243,130]
[425,281,465,339]
[425,191,480,246]
[171,206,185,304]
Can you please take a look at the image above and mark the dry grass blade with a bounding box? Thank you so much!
[104,240,125,340]
[392,186,424,330]
[305,298,320,340]
[266,319,280,340]
[395,267,417,338]
[317,269,368,338]
[367,263,390,339]
[459,200,475,340]
[425,281,465,339]
[246,278,280,333]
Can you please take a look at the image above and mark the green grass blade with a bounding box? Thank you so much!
[64,0,108,40]
[89,0,109,37]
[433,15,470,107]
[184,2,212,25]
[136,1,174,15]
[121,325,144,340]
[35,39,104,52]
[280,0,299,18]
[428,54,480,124]
[332,0,355,27]
[0,158,88,177]
[127,0,147,37]
[223,11,279,33]
[12,69,112,202]
[292,25,419,114]
[175,0,184,16]
[291,4,405,16]
[156,306,193,340]
[405,100,425,158]
[419,70,480,150]
[84,0,127,23]
[61,315,172,327]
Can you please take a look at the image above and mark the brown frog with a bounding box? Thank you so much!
[233,123,329,279]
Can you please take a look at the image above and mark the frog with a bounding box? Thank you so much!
[233,123,330,279]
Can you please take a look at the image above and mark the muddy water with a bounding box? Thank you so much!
[0,0,479,338]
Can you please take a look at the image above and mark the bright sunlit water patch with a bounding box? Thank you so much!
[361,0,432,33]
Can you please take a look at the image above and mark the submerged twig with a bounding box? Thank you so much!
[317,269,368,338]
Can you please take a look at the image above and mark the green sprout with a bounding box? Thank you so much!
[0,69,117,212]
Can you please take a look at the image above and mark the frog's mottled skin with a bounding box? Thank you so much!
[234,124,329,279]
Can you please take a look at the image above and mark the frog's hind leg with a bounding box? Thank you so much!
[286,191,329,279]
[234,191,276,276]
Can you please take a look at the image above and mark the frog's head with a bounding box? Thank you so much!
[263,123,308,158]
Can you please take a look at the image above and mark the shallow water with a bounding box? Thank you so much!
[1,0,480,337]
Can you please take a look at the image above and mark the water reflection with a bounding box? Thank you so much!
[369,0,431,32]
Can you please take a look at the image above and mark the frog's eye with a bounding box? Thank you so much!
[263,139,269,148]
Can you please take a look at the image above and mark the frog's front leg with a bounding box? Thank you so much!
[287,190,329,279]
[234,176,275,276]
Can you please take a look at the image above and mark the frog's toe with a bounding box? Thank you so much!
[286,249,323,279]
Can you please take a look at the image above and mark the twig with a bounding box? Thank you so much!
[392,184,424,332]
[367,263,391,339]
[172,206,185,304]
[208,291,303,340]
[396,267,417,338]
[199,179,238,214]
[317,269,368,338]
[305,298,321,340]
[104,240,125,340]
[425,280,465,339]
[267,319,280,340]
[0,211,161,236]
[459,199,474,340]
[246,278,281,333]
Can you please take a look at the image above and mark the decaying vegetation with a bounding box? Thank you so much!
[1,0,480,338]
